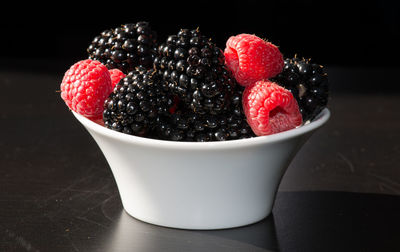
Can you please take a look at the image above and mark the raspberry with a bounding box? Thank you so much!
[243,80,302,136]
[224,34,284,86]
[109,68,126,88]
[60,59,112,120]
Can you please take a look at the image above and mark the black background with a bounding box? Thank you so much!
[1,2,400,251]
[2,0,400,70]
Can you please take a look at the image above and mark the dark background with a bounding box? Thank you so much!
[1,0,399,72]
[1,2,400,251]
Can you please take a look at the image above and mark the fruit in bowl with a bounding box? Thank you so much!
[59,22,330,229]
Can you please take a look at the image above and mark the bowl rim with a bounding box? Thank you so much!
[72,108,330,150]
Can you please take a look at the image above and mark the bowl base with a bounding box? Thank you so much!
[122,207,271,230]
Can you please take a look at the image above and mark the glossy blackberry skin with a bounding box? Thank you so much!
[87,22,157,74]
[225,85,255,140]
[103,68,173,137]
[155,85,255,142]
[102,27,255,141]
[272,56,329,122]
[153,28,236,115]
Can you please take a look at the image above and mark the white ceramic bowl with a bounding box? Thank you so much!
[72,108,330,230]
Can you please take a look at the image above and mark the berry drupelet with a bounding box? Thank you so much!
[103,27,256,141]
[87,22,158,74]
[155,85,255,142]
[153,28,236,115]
[271,56,329,122]
[225,84,255,140]
[103,68,173,137]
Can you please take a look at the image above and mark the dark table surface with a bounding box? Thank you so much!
[1,60,400,252]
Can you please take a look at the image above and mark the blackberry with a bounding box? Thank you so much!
[272,56,329,122]
[224,85,255,140]
[103,68,173,137]
[87,22,157,74]
[155,85,255,142]
[153,28,235,115]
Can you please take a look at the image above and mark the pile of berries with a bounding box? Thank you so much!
[60,21,329,141]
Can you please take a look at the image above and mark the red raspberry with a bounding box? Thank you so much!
[243,80,302,136]
[109,68,126,88]
[60,59,112,120]
[224,34,284,86]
